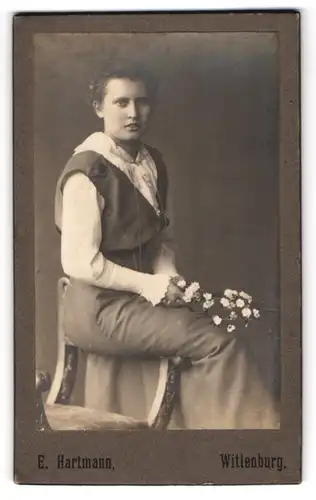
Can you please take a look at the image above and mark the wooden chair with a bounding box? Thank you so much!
[36,277,188,431]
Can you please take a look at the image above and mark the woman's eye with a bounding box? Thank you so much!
[116,99,129,108]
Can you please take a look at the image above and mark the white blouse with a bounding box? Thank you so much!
[61,132,178,306]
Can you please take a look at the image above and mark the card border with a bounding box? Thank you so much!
[13,11,301,485]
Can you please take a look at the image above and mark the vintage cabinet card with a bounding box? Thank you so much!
[14,11,301,485]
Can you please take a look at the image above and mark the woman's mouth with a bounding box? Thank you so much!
[125,123,141,131]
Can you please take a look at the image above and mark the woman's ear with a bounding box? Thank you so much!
[93,100,104,118]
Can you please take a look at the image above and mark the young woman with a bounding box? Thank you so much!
[54,61,279,429]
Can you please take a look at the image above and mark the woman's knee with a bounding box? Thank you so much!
[185,326,240,362]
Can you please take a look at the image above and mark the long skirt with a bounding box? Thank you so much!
[63,279,280,429]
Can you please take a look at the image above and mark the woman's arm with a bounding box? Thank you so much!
[61,173,171,305]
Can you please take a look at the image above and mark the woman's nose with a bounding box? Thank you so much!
[127,101,138,118]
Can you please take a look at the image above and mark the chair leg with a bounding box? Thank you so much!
[47,277,78,405]
[147,357,188,430]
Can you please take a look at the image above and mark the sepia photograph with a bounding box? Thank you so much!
[34,31,280,431]
[14,12,300,485]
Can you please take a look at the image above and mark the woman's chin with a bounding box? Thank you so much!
[122,129,144,141]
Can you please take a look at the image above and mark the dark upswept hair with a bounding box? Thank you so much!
[88,59,159,106]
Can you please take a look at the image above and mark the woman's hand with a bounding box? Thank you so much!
[162,278,186,307]
[170,275,187,290]
[139,273,188,307]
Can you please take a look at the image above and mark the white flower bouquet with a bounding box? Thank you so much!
[173,278,260,333]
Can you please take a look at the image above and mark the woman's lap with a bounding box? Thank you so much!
[63,280,236,360]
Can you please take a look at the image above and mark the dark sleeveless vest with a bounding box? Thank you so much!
[55,145,169,273]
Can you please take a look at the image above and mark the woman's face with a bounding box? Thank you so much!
[94,77,152,143]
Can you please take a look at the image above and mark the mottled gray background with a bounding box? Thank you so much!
[34,33,279,402]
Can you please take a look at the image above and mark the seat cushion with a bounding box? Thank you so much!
[45,404,148,431]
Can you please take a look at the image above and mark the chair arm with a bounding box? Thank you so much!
[35,371,52,431]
